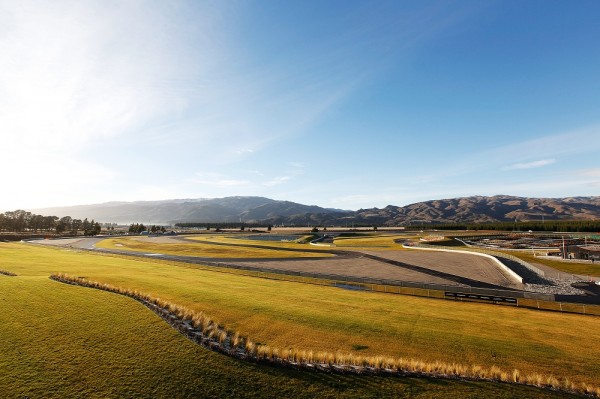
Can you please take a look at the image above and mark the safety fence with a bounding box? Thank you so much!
[419,239,547,278]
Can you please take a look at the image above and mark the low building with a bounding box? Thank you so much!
[565,245,600,261]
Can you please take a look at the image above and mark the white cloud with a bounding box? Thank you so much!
[287,162,305,168]
[0,0,240,170]
[488,125,600,167]
[262,176,291,187]
[503,158,556,170]
[192,172,250,188]
[577,168,600,178]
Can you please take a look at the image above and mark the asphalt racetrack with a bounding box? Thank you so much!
[34,236,523,291]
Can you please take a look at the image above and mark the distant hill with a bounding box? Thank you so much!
[30,195,600,225]
[350,195,600,226]
[31,197,351,225]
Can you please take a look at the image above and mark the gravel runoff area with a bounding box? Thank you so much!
[359,250,523,290]
[233,257,462,287]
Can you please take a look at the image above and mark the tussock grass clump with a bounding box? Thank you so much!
[231,332,241,348]
[511,369,521,383]
[49,273,600,398]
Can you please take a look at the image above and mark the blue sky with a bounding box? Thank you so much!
[1,0,599,211]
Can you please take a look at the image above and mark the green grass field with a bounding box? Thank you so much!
[96,236,332,258]
[186,234,321,248]
[1,242,598,397]
[332,234,412,249]
[2,278,583,399]
[186,233,415,251]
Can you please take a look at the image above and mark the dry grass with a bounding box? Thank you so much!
[5,243,600,390]
[96,236,331,258]
[51,273,600,398]
[507,252,600,277]
[333,234,414,249]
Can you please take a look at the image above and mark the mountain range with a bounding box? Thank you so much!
[30,195,600,226]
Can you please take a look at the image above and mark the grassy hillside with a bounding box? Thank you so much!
[1,243,599,397]
[0,276,581,398]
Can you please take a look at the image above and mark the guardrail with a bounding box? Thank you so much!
[411,239,546,278]
[452,238,546,277]
[402,241,524,284]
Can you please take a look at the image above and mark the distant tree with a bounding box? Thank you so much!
[84,219,99,236]
[72,219,83,234]
[59,216,72,231]
[129,223,147,234]
[44,216,58,232]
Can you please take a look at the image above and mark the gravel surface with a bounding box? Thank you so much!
[525,277,587,295]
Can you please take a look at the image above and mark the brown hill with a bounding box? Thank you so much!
[30,195,600,226]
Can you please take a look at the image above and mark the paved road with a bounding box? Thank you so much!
[30,236,524,290]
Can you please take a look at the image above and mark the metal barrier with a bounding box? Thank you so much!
[424,239,547,277]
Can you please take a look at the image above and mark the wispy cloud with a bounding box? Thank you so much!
[0,2,224,152]
[577,168,600,178]
[262,176,291,187]
[287,162,305,169]
[503,158,556,170]
[192,173,250,188]
[406,124,600,183]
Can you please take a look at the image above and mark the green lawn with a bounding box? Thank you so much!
[186,234,325,249]
[96,236,331,258]
[1,243,599,397]
[333,234,412,249]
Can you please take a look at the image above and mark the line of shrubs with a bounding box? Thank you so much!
[49,273,599,398]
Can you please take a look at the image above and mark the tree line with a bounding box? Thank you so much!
[128,224,167,234]
[175,222,273,230]
[424,219,600,233]
[0,210,101,235]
